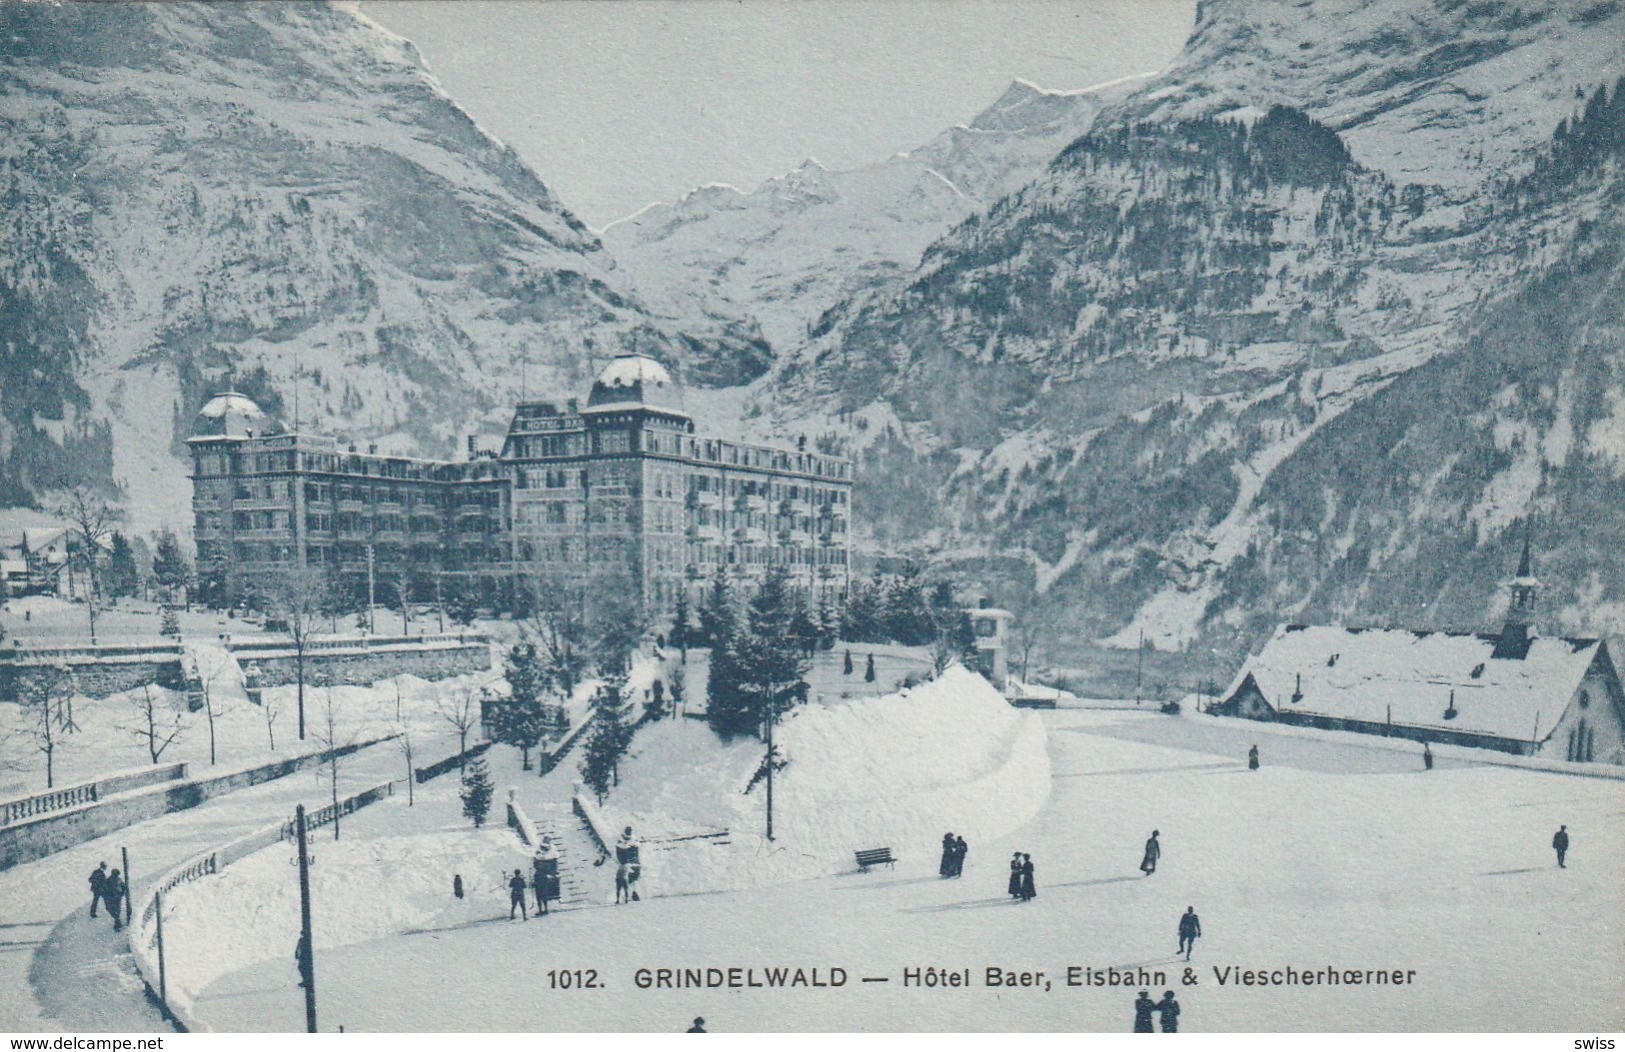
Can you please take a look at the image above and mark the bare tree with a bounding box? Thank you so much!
[53,486,119,645]
[128,684,186,765]
[437,688,481,774]
[260,681,281,752]
[263,567,327,741]
[391,721,416,806]
[518,571,588,699]
[189,647,236,766]
[313,687,357,841]
[21,663,76,789]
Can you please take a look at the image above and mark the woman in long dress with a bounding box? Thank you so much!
[1019,854,1036,901]
[1007,852,1023,898]
[533,836,561,914]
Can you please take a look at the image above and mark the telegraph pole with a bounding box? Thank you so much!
[296,805,317,1033]
[366,544,376,635]
[765,702,775,842]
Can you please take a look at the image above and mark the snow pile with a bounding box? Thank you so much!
[156,810,525,1012]
[599,665,1049,893]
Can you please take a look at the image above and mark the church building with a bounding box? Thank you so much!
[1212,538,1624,764]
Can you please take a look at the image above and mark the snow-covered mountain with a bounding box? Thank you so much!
[0,2,761,538]
[600,75,1148,353]
[758,0,1625,658]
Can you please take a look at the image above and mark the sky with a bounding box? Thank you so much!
[357,0,1197,230]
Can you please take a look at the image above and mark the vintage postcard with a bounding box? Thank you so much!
[0,0,1621,1037]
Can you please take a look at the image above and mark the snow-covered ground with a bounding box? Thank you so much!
[186,707,1623,1032]
[594,666,1048,894]
[0,596,501,796]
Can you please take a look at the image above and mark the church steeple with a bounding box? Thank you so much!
[1492,522,1540,660]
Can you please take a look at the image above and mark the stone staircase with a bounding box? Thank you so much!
[526,802,601,907]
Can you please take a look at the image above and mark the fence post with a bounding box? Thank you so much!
[155,890,168,1010]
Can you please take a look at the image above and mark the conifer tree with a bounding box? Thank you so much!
[670,590,691,656]
[159,604,181,639]
[579,677,629,803]
[460,755,494,828]
[151,528,191,608]
[730,566,810,740]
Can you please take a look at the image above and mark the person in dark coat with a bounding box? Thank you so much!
[1177,906,1202,960]
[1132,991,1156,1033]
[1423,743,1433,770]
[1247,744,1259,771]
[101,869,125,932]
[940,833,955,878]
[1008,852,1023,898]
[1140,831,1161,875]
[453,873,465,899]
[508,869,529,920]
[88,861,108,918]
[295,932,313,989]
[952,835,968,878]
[687,1017,707,1033]
[1155,991,1181,1033]
[1019,854,1036,901]
[1553,825,1569,868]
[533,836,561,914]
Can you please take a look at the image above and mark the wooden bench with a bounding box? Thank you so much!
[855,847,896,872]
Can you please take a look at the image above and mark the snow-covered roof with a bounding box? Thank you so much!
[583,355,686,416]
[22,526,68,551]
[1225,624,1604,743]
[1,559,26,575]
[191,391,270,439]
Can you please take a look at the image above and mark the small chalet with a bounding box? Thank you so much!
[1213,538,1624,764]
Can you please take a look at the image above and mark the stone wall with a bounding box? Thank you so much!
[233,641,491,688]
[0,646,184,703]
[0,737,388,871]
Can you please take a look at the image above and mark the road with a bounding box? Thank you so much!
[1,740,403,1031]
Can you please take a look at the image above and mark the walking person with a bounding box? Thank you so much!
[1007,852,1023,899]
[1423,743,1433,770]
[508,869,529,920]
[952,835,968,878]
[1177,906,1202,961]
[940,832,955,878]
[1140,831,1161,876]
[1155,991,1181,1033]
[1019,853,1036,901]
[1132,990,1156,1033]
[88,861,108,918]
[1552,824,1569,868]
[101,869,125,932]
[1247,744,1260,771]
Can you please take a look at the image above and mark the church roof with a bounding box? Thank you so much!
[1223,624,1605,744]
[583,355,686,415]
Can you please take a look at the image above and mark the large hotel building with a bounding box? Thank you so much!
[188,356,853,619]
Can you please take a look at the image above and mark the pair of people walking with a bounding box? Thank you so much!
[615,827,642,904]
[1007,852,1036,901]
[1133,990,1181,1032]
[532,836,561,915]
[88,862,125,931]
[939,833,968,878]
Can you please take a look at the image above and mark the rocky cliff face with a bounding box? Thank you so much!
[753,0,1625,657]
[0,1,757,537]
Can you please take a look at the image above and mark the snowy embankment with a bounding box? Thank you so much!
[597,665,1048,895]
[152,792,526,1019]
